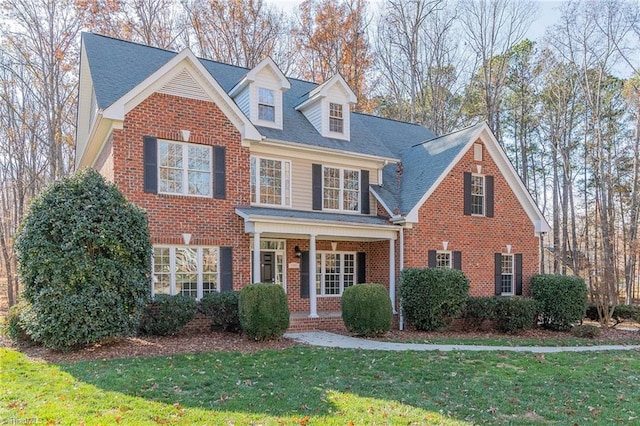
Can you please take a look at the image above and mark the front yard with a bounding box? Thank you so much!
[2,330,640,425]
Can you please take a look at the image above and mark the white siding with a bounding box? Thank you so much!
[303,101,323,136]
[235,86,250,118]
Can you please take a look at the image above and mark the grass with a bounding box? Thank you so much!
[2,346,640,425]
[383,336,640,347]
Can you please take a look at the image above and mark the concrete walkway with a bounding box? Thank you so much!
[284,331,640,353]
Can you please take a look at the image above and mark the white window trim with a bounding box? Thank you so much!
[158,140,212,198]
[250,156,292,207]
[501,253,515,296]
[436,250,452,269]
[322,166,360,213]
[257,87,276,123]
[315,251,356,297]
[151,245,220,301]
[322,99,350,140]
[252,84,283,129]
[471,174,485,216]
[329,102,344,134]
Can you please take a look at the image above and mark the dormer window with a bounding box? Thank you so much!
[329,103,343,133]
[258,88,275,122]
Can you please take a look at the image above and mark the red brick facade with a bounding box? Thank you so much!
[402,140,540,296]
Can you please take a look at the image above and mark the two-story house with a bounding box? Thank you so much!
[76,33,550,331]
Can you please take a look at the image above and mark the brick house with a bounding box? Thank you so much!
[76,33,550,330]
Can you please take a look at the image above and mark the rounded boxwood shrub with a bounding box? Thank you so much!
[570,324,601,339]
[239,284,289,341]
[15,168,151,351]
[400,267,469,331]
[139,294,197,336]
[341,283,392,337]
[531,274,587,330]
[495,297,538,334]
[200,291,241,333]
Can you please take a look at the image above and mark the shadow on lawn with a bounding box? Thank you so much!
[57,346,474,423]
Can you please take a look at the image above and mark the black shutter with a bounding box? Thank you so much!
[428,250,437,268]
[485,175,494,217]
[213,146,226,199]
[360,170,370,214]
[220,247,233,292]
[515,253,523,295]
[300,251,310,298]
[312,164,322,210]
[453,251,462,270]
[357,252,366,283]
[143,136,158,193]
[494,253,502,296]
[463,172,472,215]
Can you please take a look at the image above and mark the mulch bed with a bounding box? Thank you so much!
[2,324,638,364]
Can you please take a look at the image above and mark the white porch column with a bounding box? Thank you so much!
[399,227,404,329]
[309,234,318,318]
[389,238,396,313]
[253,232,261,283]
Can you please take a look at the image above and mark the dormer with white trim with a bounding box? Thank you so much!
[229,57,290,130]
[295,74,357,141]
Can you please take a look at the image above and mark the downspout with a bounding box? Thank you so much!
[399,226,405,331]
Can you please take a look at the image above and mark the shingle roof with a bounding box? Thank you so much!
[235,206,393,226]
[82,32,436,159]
[372,123,482,215]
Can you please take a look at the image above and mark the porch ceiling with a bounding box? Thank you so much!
[235,206,398,241]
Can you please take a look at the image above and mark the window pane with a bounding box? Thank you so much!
[329,103,343,133]
[259,159,282,205]
[501,254,513,294]
[175,247,198,298]
[259,88,274,104]
[250,157,257,203]
[436,252,451,269]
[202,248,217,294]
[153,247,171,295]
[343,254,355,289]
[323,167,340,210]
[258,88,275,122]
[159,142,183,168]
[324,253,341,295]
[471,175,484,215]
[343,170,360,212]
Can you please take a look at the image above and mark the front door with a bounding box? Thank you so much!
[261,252,275,283]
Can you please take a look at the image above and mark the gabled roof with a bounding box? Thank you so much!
[296,74,357,110]
[80,33,432,160]
[228,57,290,97]
[371,122,550,233]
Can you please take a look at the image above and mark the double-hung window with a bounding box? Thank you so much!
[250,157,291,206]
[158,140,211,196]
[323,166,359,212]
[471,175,485,215]
[500,253,514,295]
[152,246,218,300]
[258,88,275,122]
[315,252,355,296]
[436,251,452,268]
[329,102,343,133]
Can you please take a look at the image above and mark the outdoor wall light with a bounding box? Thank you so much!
[294,246,302,258]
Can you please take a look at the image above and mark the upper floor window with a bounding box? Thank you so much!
[250,156,291,206]
[323,166,359,212]
[158,140,211,196]
[436,251,452,269]
[152,246,218,300]
[500,253,514,295]
[258,88,275,122]
[329,102,343,133]
[471,175,484,215]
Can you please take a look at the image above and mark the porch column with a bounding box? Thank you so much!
[309,234,318,318]
[253,232,261,283]
[389,238,396,313]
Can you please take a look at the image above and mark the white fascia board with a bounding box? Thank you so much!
[76,113,123,169]
[102,48,262,142]
[369,186,395,217]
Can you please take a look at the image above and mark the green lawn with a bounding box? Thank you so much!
[2,346,640,425]
[382,335,640,347]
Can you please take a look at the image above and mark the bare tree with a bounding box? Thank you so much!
[459,0,536,143]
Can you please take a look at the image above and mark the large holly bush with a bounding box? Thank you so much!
[15,168,152,351]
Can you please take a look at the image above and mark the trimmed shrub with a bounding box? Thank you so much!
[400,267,469,331]
[460,297,498,330]
[239,284,289,341]
[532,274,587,330]
[200,291,241,333]
[5,302,32,344]
[15,168,151,351]
[585,304,640,323]
[139,294,197,336]
[495,297,538,334]
[341,284,392,337]
[570,324,601,339]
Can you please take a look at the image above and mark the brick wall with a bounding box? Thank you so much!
[403,139,540,296]
[110,92,252,287]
